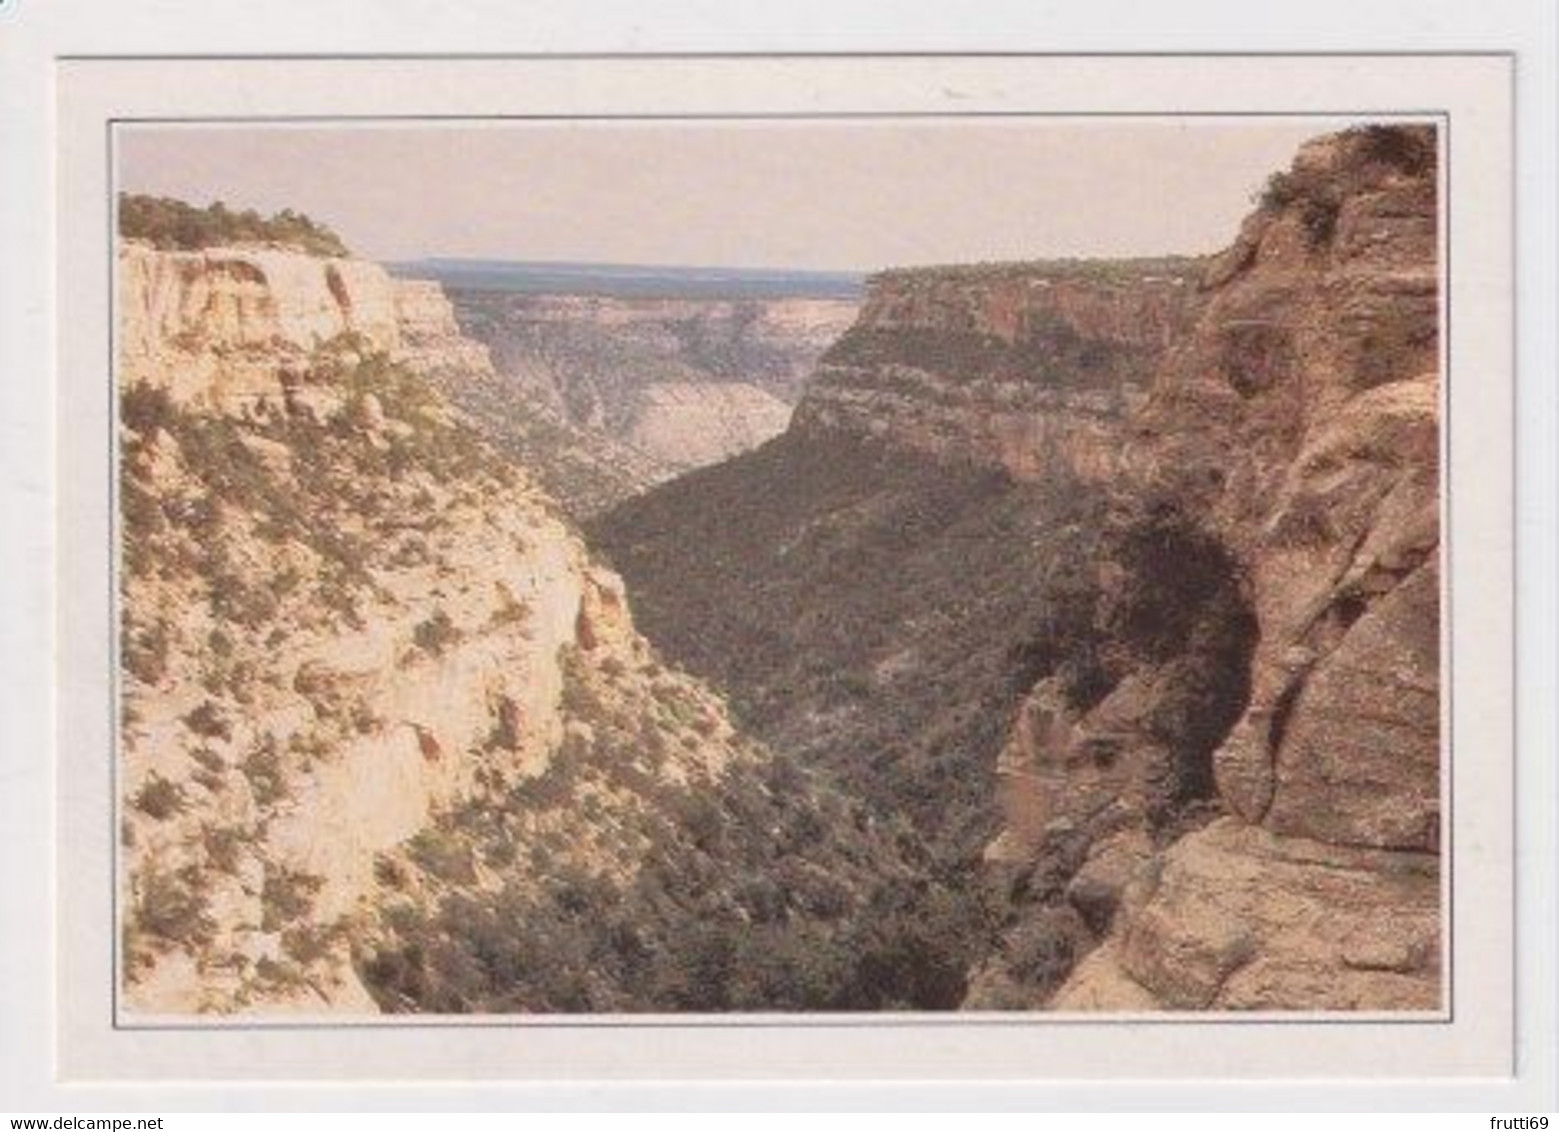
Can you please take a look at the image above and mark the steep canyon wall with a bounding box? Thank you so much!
[598,124,1442,1012]
[116,240,964,1015]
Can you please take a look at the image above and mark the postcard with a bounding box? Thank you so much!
[31,50,1522,1090]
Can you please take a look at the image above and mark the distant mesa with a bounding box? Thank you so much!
[389,257,866,301]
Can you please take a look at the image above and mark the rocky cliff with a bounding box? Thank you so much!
[118,242,489,405]
[795,258,1202,482]
[116,240,684,520]
[117,243,935,1014]
[446,290,859,502]
[596,124,1442,1012]
[119,124,1441,1015]
[1043,123,1441,1011]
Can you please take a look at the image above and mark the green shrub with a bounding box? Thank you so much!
[135,864,215,945]
[132,773,185,821]
[260,865,324,932]
[119,479,166,579]
[1259,166,1344,247]
[208,569,280,629]
[282,922,339,965]
[1349,123,1435,177]
[240,735,287,806]
[317,566,365,627]
[201,823,245,874]
[287,730,331,762]
[1298,193,1342,246]
[183,699,231,741]
[412,609,462,657]
[190,746,225,775]
[122,615,172,686]
[406,828,476,885]
[120,383,177,437]
[253,956,308,992]
[119,194,350,257]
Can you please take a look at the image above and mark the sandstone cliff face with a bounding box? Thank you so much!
[1145,131,1441,854]
[117,241,669,521]
[1036,125,1442,1010]
[624,381,794,468]
[118,319,620,1013]
[594,126,1441,1013]
[118,242,493,408]
[446,290,859,497]
[112,250,714,1013]
[390,278,497,377]
[794,259,1202,482]
[117,242,948,1016]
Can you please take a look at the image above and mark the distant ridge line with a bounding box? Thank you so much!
[388,257,866,300]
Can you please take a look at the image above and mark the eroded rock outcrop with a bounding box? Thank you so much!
[594,126,1442,1014]
[119,317,616,1012]
[119,241,496,408]
[1039,124,1442,1010]
[795,259,1203,482]
[624,380,794,468]
[390,278,498,377]
[1055,818,1438,1010]
[445,290,859,499]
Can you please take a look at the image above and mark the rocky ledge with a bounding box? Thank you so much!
[794,257,1203,482]
[118,241,495,411]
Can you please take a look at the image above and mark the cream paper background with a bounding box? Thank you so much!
[50,54,1513,1083]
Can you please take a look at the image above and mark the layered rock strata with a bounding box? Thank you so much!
[598,125,1442,1012]
[116,244,914,1015]
[118,242,492,407]
[795,259,1203,483]
[1041,125,1442,1010]
[446,290,859,492]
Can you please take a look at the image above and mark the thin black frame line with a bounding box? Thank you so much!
[106,110,1447,126]
[1444,111,1456,1027]
[111,1014,1455,1032]
[105,109,1459,1033]
[107,117,119,1030]
[60,50,1518,61]
[1502,51,1519,1075]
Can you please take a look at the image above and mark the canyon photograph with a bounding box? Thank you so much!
[112,118,1443,1018]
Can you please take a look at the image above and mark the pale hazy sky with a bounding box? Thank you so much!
[117,119,1344,271]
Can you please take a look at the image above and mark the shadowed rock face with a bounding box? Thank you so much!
[1134,126,1441,854]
